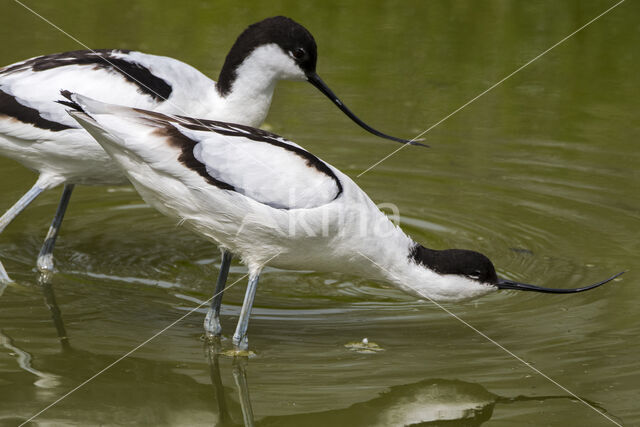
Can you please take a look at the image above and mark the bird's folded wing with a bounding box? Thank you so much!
[0,49,214,140]
[168,121,343,210]
[66,94,343,210]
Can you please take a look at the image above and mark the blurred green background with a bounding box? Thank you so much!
[0,1,638,425]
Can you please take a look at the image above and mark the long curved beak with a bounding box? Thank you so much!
[306,73,427,147]
[496,271,624,293]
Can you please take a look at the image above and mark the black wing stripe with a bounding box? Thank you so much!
[0,88,73,132]
[170,115,344,199]
[1,49,172,102]
[135,109,343,206]
[155,125,235,191]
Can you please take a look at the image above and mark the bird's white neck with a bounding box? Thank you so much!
[208,44,304,128]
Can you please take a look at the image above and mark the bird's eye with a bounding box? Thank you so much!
[291,48,305,59]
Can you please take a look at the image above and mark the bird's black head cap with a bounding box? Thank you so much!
[217,16,317,96]
[410,245,499,284]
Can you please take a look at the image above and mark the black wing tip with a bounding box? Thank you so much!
[56,90,84,113]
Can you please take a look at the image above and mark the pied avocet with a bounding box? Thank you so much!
[64,93,622,351]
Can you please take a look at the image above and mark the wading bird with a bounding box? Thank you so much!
[0,16,419,281]
[65,93,622,351]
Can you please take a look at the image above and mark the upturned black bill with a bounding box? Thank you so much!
[496,271,624,293]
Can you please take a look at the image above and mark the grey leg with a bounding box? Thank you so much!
[0,182,47,233]
[36,184,74,274]
[232,271,261,351]
[204,250,233,338]
[0,182,47,282]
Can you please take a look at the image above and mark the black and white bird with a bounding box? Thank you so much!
[0,16,419,282]
[65,93,623,351]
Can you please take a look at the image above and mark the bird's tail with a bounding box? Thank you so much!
[59,91,181,166]
[57,90,138,117]
[57,90,85,112]
[58,91,142,154]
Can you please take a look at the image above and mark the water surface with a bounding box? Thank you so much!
[0,1,638,425]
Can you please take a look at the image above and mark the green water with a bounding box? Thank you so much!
[0,1,638,425]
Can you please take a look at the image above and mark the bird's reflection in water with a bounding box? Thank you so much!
[206,347,616,427]
[207,340,256,427]
[0,271,71,391]
[30,274,616,426]
[38,271,71,352]
[0,271,71,421]
[255,380,608,427]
